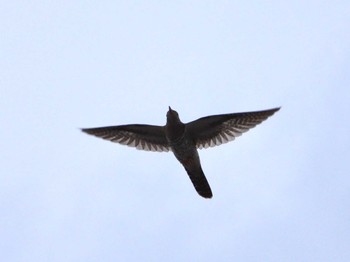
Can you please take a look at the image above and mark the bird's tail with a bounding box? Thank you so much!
[185,167,213,199]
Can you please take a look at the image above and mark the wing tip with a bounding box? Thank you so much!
[263,107,281,117]
[80,128,94,135]
[267,106,281,113]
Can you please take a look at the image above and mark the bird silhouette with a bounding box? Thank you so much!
[82,107,280,198]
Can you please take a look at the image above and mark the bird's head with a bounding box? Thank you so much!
[166,106,181,124]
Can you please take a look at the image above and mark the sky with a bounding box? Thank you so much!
[1,1,350,261]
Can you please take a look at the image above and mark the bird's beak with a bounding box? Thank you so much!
[169,106,172,111]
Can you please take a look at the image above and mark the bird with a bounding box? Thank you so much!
[82,107,280,199]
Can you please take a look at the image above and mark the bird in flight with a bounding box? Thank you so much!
[82,107,280,199]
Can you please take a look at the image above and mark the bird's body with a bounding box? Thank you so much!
[82,107,280,198]
[165,108,212,197]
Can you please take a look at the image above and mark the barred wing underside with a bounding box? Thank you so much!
[82,124,170,152]
[186,108,280,149]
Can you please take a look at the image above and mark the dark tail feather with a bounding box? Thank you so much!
[186,167,213,199]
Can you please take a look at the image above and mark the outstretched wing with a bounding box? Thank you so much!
[81,124,170,152]
[186,107,280,149]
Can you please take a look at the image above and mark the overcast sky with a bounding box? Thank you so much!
[1,1,350,261]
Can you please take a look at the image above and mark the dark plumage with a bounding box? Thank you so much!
[82,107,280,198]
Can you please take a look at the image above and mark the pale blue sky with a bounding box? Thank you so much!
[1,1,350,261]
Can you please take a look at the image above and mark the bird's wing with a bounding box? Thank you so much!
[186,108,280,149]
[81,124,170,152]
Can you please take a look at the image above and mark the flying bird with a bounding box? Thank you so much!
[82,107,280,198]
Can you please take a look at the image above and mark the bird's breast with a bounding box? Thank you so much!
[170,135,197,160]
[165,123,185,143]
